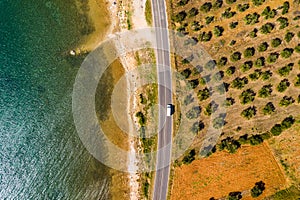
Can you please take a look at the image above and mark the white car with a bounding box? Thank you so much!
[167,104,173,116]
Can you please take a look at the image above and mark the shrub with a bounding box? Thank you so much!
[218,137,240,153]
[213,26,224,37]
[263,102,275,115]
[281,115,295,129]
[262,6,276,19]
[230,51,242,62]
[190,21,202,31]
[258,84,272,98]
[182,149,196,164]
[240,61,253,72]
[278,63,293,76]
[229,21,238,29]
[200,2,212,13]
[249,69,262,80]
[188,79,199,89]
[285,32,294,42]
[228,191,242,200]
[252,0,265,6]
[271,124,282,136]
[198,87,210,101]
[295,74,300,86]
[199,31,213,42]
[260,23,274,34]
[204,60,216,70]
[223,97,235,107]
[229,40,236,46]
[282,1,290,15]
[277,79,290,92]
[261,70,272,80]
[180,68,192,78]
[258,42,269,52]
[205,101,219,116]
[173,11,187,22]
[241,106,257,119]
[247,28,257,38]
[251,181,266,198]
[190,121,205,134]
[136,111,146,126]
[255,57,265,67]
[267,52,279,63]
[205,16,214,24]
[213,0,223,9]
[226,66,236,75]
[277,17,289,29]
[279,95,294,106]
[218,56,228,66]
[244,12,260,25]
[188,7,199,17]
[177,0,189,6]
[186,106,201,119]
[244,47,255,58]
[295,44,300,53]
[240,89,256,104]
[222,7,236,18]
[226,0,236,4]
[298,31,300,38]
[271,38,282,47]
[281,48,294,58]
[213,114,226,129]
[232,77,248,89]
[237,3,250,12]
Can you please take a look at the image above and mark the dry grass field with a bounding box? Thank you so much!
[170,143,286,200]
[167,0,300,198]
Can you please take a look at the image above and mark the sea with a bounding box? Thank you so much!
[0,0,110,199]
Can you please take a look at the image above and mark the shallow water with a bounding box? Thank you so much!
[0,0,110,199]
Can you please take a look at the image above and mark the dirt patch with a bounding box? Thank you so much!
[170,143,286,200]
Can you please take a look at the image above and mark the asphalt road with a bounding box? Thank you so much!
[151,0,173,199]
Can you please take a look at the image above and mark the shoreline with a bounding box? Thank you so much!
[76,0,150,199]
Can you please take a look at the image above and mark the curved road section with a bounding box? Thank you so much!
[151,0,173,199]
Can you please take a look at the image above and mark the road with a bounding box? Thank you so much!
[151,0,173,199]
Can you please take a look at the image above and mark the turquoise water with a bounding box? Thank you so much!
[0,0,110,199]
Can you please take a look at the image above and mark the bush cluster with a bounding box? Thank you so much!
[258,42,269,52]
[262,102,275,115]
[249,69,262,80]
[240,89,256,104]
[244,12,260,25]
[270,115,295,136]
[258,84,272,98]
[277,79,290,92]
[262,6,276,19]
[232,76,248,89]
[277,17,289,29]
[241,106,257,119]
[278,63,293,76]
[279,96,294,106]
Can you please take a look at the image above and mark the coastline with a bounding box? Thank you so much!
[75,0,150,199]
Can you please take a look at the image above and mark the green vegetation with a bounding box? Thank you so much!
[249,28,258,38]
[205,16,214,24]
[198,87,210,101]
[251,181,266,198]
[223,97,235,107]
[200,2,212,13]
[186,106,201,119]
[261,70,272,80]
[204,101,218,116]
[182,149,196,164]
[252,0,265,6]
[188,79,199,89]
[229,21,238,29]
[277,79,290,92]
[190,121,205,134]
[295,44,300,53]
[258,84,272,98]
[226,66,236,76]
[277,17,289,29]
[271,37,282,47]
[285,32,294,42]
[173,11,187,22]
[244,12,260,25]
[218,56,228,67]
[218,137,241,153]
[267,52,279,63]
[258,42,269,52]
[188,7,199,18]
[240,89,256,104]
[278,63,293,76]
[270,115,295,135]
[295,74,300,86]
[213,26,224,37]
[281,48,294,58]
[190,21,202,31]
[199,31,213,42]
[255,57,265,67]
[279,95,294,106]
[241,106,257,119]
[204,60,216,70]
[282,1,290,15]
[270,186,300,200]
[244,47,255,58]
[184,94,194,105]
[230,51,242,62]
[180,68,191,79]
[260,22,274,34]
[262,6,276,19]
[145,0,152,25]
[232,77,248,89]
[226,0,236,4]
[213,114,226,129]
[222,7,236,18]
[249,69,262,80]
[262,102,275,115]
[136,111,146,126]
[227,191,242,200]
[237,3,250,12]
[177,0,189,6]
[213,0,223,9]
[240,61,253,72]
